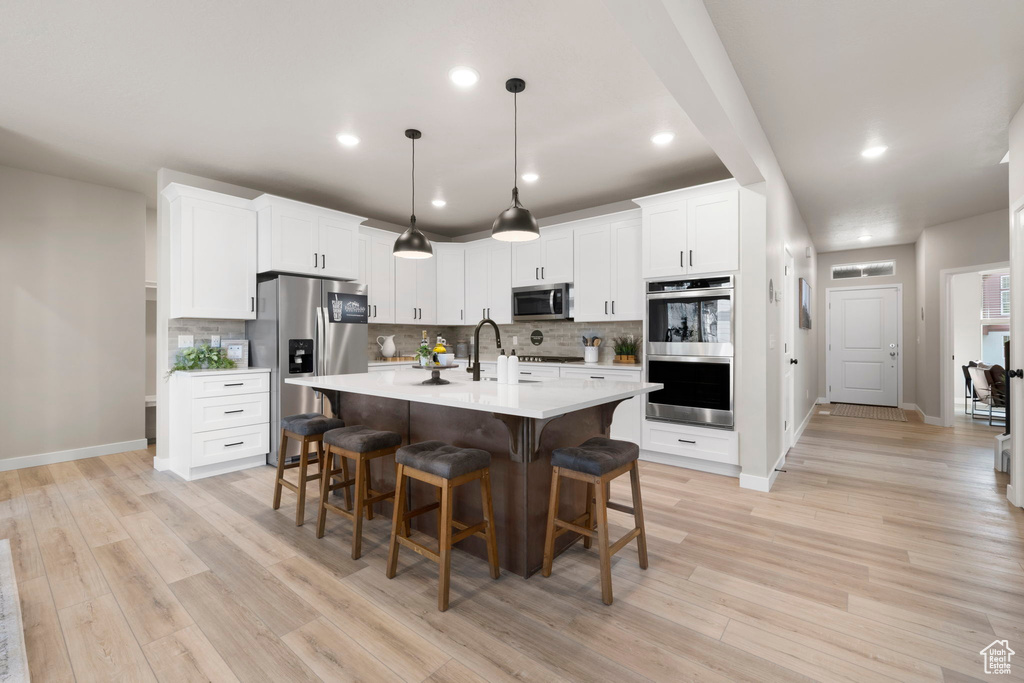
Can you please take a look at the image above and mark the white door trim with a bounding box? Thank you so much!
[825,284,903,407]
[938,260,1009,428]
[1006,195,1023,508]
[782,245,796,453]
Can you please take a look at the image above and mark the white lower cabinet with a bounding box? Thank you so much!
[165,368,270,480]
[559,367,643,443]
[642,419,738,466]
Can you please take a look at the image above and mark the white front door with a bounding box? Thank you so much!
[782,249,795,449]
[828,287,899,406]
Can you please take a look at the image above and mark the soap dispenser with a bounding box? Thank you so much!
[508,349,519,385]
[497,349,508,384]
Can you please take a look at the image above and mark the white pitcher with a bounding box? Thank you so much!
[376,335,397,358]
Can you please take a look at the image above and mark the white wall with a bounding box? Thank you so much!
[915,209,1009,419]
[0,164,147,462]
[951,272,982,401]
[816,244,917,405]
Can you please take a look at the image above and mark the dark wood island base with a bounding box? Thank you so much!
[326,391,626,577]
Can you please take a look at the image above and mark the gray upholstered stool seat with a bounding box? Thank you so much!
[324,425,402,453]
[551,437,639,476]
[396,441,491,480]
[281,412,345,436]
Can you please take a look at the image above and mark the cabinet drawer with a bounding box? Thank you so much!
[191,372,269,398]
[559,367,640,381]
[516,365,560,378]
[192,393,270,433]
[191,423,269,468]
[644,421,738,465]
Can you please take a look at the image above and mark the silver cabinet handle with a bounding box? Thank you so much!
[482,308,486,318]
[590,376,605,379]
[223,409,244,414]
[224,441,244,447]
[678,439,696,444]
[224,383,243,387]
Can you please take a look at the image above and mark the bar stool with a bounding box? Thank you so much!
[273,412,344,526]
[542,437,648,605]
[385,441,500,611]
[316,425,403,559]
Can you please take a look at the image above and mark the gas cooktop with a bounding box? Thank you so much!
[515,355,585,363]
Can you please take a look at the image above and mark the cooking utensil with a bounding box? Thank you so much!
[592,336,601,347]
[582,336,590,347]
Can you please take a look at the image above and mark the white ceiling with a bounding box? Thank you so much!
[0,0,728,236]
[704,0,1024,252]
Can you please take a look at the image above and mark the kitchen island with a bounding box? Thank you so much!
[287,368,660,576]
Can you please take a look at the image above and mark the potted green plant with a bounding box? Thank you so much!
[167,343,236,377]
[612,334,641,364]
[415,343,433,367]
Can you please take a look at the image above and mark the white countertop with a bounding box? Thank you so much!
[172,367,270,376]
[286,368,660,419]
[368,359,642,371]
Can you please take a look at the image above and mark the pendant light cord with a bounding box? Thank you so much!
[411,135,416,220]
[513,91,518,191]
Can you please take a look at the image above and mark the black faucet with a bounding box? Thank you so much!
[468,318,501,381]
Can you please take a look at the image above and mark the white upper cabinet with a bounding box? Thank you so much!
[394,255,436,325]
[687,191,738,274]
[435,243,467,325]
[465,240,512,324]
[572,212,643,322]
[357,228,396,323]
[164,183,257,320]
[510,227,574,286]
[254,194,363,280]
[635,180,739,279]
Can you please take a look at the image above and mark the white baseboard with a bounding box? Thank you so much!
[816,396,827,404]
[0,438,149,472]
[922,413,943,426]
[740,449,786,493]
[795,403,815,445]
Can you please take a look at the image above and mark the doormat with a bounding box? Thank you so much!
[0,540,29,683]
[831,403,907,422]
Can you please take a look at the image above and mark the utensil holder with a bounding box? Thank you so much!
[584,347,599,364]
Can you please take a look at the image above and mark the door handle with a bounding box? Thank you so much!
[790,358,798,365]
[1009,369,1024,378]
[889,352,896,357]
[314,252,318,267]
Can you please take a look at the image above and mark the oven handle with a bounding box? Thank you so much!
[646,290,733,301]
[647,355,732,364]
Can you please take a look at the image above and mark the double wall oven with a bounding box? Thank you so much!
[646,276,734,429]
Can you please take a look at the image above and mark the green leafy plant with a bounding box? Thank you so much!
[415,344,433,363]
[167,343,236,377]
[612,334,641,356]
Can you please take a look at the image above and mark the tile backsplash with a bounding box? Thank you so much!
[368,319,642,364]
[167,318,246,365]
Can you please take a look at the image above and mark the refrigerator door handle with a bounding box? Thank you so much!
[313,306,324,400]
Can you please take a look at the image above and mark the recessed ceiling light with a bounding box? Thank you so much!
[858,235,872,242]
[521,172,539,183]
[1001,151,1010,164]
[448,67,479,88]
[651,132,675,145]
[336,134,360,147]
[861,145,887,158]
[431,199,447,208]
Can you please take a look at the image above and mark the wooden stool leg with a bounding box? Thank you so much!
[583,481,595,550]
[629,461,649,570]
[438,482,453,611]
[341,456,352,511]
[273,429,288,510]
[386,464,406,578]
[351,455,367,560]
[295,438,310,526]
[594,476,613,605]
[316,447,334,539]
[541,467,561,578]
[480,470,500,579]
[364,466,374,521]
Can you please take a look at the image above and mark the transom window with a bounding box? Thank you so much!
[831,260,895,280]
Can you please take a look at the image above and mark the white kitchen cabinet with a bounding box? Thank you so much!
[510,227,574,286]
[687,191,739,274]
[254,194,363,280]
[434,243,467,325]
[465,240,512,324]
[559,366,643,443]
[642,418,738,466]
[164,368,270,480]
[164,183,258,320]
[394,255,436,324]
[572,213,643,322]
[635,180,739,279]
[358,228,396,323]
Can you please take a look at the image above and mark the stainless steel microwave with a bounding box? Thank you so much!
[512,283,573,321]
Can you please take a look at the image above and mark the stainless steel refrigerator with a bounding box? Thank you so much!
[247,274,368,462]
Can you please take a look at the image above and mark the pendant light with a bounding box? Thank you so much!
[393,128,433,259]
[491,78,540,242]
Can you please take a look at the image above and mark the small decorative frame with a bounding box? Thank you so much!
[222,339,249,367]
[799,278,812,329]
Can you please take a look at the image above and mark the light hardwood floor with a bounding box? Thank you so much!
[3,407,1022,682]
